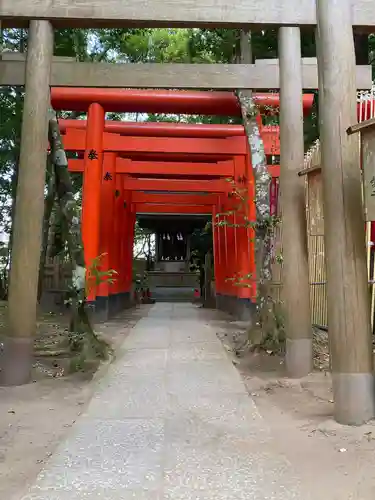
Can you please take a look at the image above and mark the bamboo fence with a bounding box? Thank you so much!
[272,85,375,329]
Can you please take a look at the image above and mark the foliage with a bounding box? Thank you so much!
[85,253,118,297]
[190,223,213,265]
[66,251,116,368]
[133,222,155,260]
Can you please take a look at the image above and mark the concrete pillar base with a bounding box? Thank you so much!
[0,336,33,386]
[235,298,255,322]
[332,372,375,426]
[95,296,109,323]
[216,294,255,322]
[86,292,132,322]
[285,338,313,378]
[108,292,132,317]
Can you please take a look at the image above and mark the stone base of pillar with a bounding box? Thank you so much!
[215,294,225,310]
[285,338,313,378]
[108,292,132,317]
[202,296,216,309]
[332,373,375,426]
[216,294,256,321]
[108,294,119,317]
[95,295,110,323]
[86,292,133,322]
[236,298,255,322]
[0,336,33,386]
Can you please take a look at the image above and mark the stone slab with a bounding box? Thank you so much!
[168,342,227,362]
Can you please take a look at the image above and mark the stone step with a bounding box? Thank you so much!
[151,286,196,303]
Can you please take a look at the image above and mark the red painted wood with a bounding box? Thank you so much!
[132,193,219,205]
[233,155,253,300]
[68,158,279,178]
[212,205,223,296]
[60,120,245,137]
[117,159,235,177]
[268,164,280,178]
[61,125,280,156]
[122,178,231,193]
[51,88,314,116]
[224,199,236,297]
[110,174,123,296]
[135,204,212,214]
[59,120,280,153]
[97,152,116,299]
[117,181,127,294]
[69,158,234,177]
[82,103,105,301]
[63,130,247,156]
[121,191,133,294]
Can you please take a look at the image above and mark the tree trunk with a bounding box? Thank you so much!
[237,29,278,348]
[37,156,56,302]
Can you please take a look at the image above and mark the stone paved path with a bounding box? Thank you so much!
[21,303,304,499]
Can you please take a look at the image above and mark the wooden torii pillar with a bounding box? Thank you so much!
[279,27,312,378]
[2,21,54,386]
[316,0,374,425]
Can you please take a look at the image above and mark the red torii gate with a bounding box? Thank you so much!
[62,133,276,310]
[53,88,312,316]
[61,125,280,295]
[60,122,281,155]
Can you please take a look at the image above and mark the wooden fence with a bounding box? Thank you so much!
[42,256,148,292]
[43,256,71,292]
[300,141,328,328]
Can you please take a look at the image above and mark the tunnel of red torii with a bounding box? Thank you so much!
[51,87,375,317]
[51,88,295,316]
[49,87,365,318]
